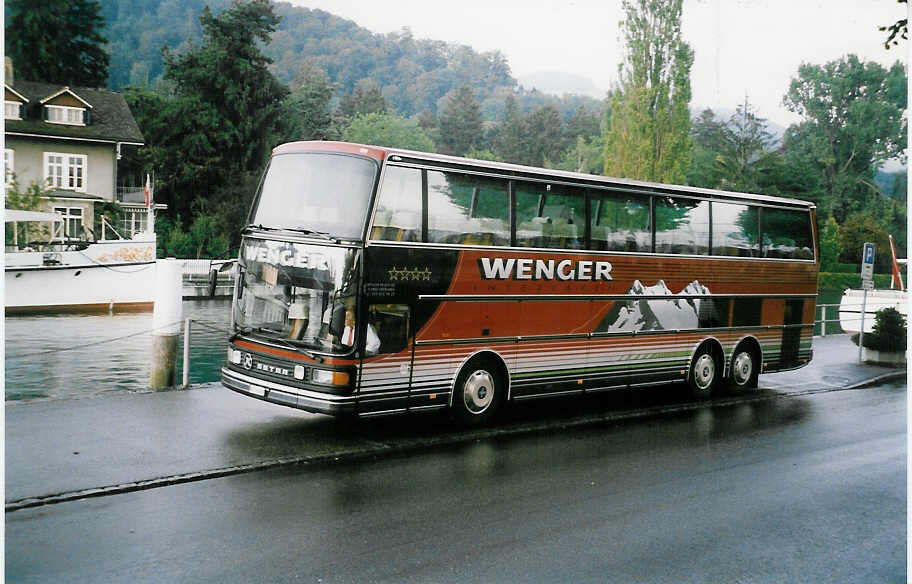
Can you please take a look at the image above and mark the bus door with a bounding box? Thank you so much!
[780,298,804,368]
[359,303,413,415]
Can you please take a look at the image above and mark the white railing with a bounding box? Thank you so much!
[181,258,236,275]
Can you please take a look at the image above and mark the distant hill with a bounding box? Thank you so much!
[97,0,612,121]
[100,0,517,117]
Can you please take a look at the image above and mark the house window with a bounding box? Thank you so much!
[5,149,13,189]
[5,101,22,120]
[54,206,84,239]
[44,152,87,192]
[46,105,86,125]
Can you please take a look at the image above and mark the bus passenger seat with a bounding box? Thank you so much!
[370,209,392,239]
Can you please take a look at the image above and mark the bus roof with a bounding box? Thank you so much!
[273,141,816,210]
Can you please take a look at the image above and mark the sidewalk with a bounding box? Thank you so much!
[762,334,906,392]
[6,334,905,507]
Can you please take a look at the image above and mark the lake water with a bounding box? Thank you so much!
[5,299,232,402]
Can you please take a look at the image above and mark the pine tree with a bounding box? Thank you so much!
[438,86,483,156]
[289,61,337,140]
[338,78,387,119]
[494,94,527,164]
[524,105,564,167]
[603,0,693,184]
[6,0,110,86]
[163,0,289,175]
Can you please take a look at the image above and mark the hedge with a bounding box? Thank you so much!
[818,272,896,291]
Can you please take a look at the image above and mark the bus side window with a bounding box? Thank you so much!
[372,166,422,242]
[762,208,814,260]
[366,304,410,356]
[515,183,585,249]
[426,171,510,246]
[712,202,759,257]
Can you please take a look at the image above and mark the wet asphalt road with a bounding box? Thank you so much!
[6,381,905,584]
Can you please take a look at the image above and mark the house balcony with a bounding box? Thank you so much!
[116,186,148,206]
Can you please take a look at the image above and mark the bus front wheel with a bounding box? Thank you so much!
[452,358,502,426]
[687,345,720,399]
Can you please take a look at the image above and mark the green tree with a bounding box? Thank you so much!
[338,78,387,119]
[494,94,527,164]
[342,112,435,151]
[603,0,693,183]
[128,0,291,244]
[555,135,605,175]
[524,104,564,167]
[5,178,55,246]
[782,55,907,221]
[687,109,726,188]
[162,0,290,176]
[563,104,601,144]
[287,61,337,140]
[438,86,484,156]
[6,0,110,86]
[819,216,841,272]
[157,213,230,260]
[693,99,783,193]
[838,213,892,272]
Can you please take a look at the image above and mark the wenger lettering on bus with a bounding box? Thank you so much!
[478,257,613,281]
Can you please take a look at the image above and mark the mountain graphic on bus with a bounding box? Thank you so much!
[598,279,713,332]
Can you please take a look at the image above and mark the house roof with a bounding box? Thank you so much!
[39,86,94,108]
[5,80,144,145]
[44,190,106,201]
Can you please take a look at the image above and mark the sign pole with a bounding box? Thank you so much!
[858,289,867,364]
[858,242,875,364]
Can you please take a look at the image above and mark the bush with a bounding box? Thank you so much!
[818,272,894,291]
[853,307,907,353]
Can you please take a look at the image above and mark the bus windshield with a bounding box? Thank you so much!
[234,238,360,355]
[251,152,378,240]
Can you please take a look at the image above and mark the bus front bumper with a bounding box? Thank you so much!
[221,367,357,416]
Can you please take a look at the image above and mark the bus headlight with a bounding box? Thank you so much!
[228,348,242,364]
[312,369,350,386]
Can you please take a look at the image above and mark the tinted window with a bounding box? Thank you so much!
[762,208,814,259]
[590,191,651,252]
[655,197,710,255]
[515,182,585,249]
[712,202,759,257]
[427,170,510,245]
[371,166,422,242]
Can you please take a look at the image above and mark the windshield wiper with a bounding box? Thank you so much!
[283,227,340,243]
[243,223,275,232]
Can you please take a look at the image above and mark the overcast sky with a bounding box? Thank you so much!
[290,0,907,128]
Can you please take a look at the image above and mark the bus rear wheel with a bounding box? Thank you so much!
[452,358,502,426]
[727,347,759,393]
[687,345,720,400]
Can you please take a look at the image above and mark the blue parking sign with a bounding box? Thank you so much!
[863,242,875,265]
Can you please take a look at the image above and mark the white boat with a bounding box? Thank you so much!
[838,288,907,333]
[5,209,157,313]
[837,235,907,334]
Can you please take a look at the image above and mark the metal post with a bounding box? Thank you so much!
[820,305,826,337]
[858,289,868,364]
[182,318,191,388]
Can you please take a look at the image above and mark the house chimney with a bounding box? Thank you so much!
[5,58,12,85]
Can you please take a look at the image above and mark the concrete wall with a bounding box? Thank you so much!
[6,136,116,200]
